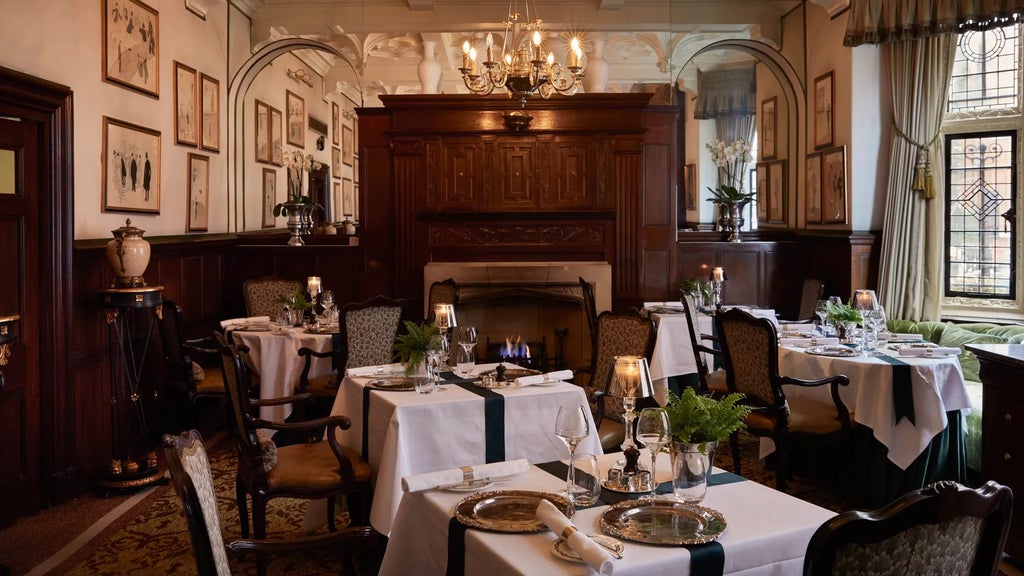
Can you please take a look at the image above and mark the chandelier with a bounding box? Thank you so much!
[459,0,585,108]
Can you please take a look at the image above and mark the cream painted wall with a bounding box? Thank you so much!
[0,0,230,240]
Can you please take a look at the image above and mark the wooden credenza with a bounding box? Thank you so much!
[966,343,1024,560]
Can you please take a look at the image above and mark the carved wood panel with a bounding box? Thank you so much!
[549,136,595,209]
[438,138,485,210]
[493,138,537,209]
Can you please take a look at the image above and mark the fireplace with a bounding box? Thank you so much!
[425,262,611,373]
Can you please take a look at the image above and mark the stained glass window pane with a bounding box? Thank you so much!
[948,25,1020,113]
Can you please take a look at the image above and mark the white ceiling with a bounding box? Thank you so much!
[230,0,838,99]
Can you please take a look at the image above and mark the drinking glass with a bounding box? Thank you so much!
[554,404,590,502]
[455,326,478,375]
[814,299,829,336]
[418,350,440,394]
[568,453,601,506]
[428,333,449,372]
[320,289,335,321]
[636,408,671,500]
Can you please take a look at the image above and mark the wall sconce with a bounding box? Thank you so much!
[287,68,314,88]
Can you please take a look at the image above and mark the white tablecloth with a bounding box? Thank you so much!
[380,451,836,576]
[648,311,714,395]
[774,346,971,469]
[329,368,605,535]
[231,327,334,423]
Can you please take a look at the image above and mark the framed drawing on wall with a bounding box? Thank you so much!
[354,182,360,222]
[102,0,159,97]
[342,124,354,166]
[332,146,341,177]
[814,71,834,149]
[262,168,276,228]
[102,116,161,214]
[333,181,342,220]
[805,152,822,224]
[269,106,283,165]
[767,159,785,224]
[186,153,209,232]
[199,73,219,152]
[761,97,777,160]
[821,145,848,223]
[173,61,197,147]
[342,177,354,216]
[332,102,340,146]
[756,162,768,221]
[286,90,305,147]
[254,99,270,163]
[684,164,696,210]
[353,155,359,183]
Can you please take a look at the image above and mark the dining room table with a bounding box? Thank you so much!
[229,324,335,423]
[328,363,605,535]
[774,341,971,506]
[379,450,836,575]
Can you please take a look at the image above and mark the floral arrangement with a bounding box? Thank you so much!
[663,388,754,452]
[704,138,756,203]
[274,149,324,217]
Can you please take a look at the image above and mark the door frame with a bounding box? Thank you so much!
[0,65,74,506]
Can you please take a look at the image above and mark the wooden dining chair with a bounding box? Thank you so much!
[212,332,373,546]
[578,276,599,370]
[715,307,853,491]
[163,429,376,576]
[803,480,1013,576]
[425,278,459,323]
[778,278,825,324]
[242,276,301,318]
[158,300,227,427]
[680,293,727,396]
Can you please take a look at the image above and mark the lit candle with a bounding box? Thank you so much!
[307,276,321,296]
[469,47,478,75]
[462,40,471,70]
[486,33,494,63]
[712,267,725,283]
[568,37,581,68]
[532,30,542,61]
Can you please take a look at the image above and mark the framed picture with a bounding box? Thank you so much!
[332,146,341,177]
[342,177,354,216]
[814,71,834,149]
[332,102,340,146]
[767,160,785,223]
[342,124,354,166]
[805,152,823,224]
[102,0,159,97]
[354,182,360,222]
[173,61,198,147]
[756,162,768,221]
[821,145,848,223]
[761,97,777,160]
[102,116,160,214]
[353,155,359,183]
[254,99,270,163]
[286,90,305,147]
[199,74,220,152]
[186,153,209,232]
[332,181,342,219]
[269,106,283,165]
[262,168,277,228]
[684,164,696,210]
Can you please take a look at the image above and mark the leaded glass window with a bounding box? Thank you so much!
[945,132,1016,298]
[949,25,1020,113]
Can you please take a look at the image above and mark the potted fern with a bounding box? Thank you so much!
[393,321,441,376]
[275,288,312,326]
[664,388,754,503]
[826,301,862,341]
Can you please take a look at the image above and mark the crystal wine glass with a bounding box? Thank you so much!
[455,326,478,375]
[428,333,449,376]
[636,407,671,501]
[320,289,335,322]
[554,403,590,504]
[814,299,829,336]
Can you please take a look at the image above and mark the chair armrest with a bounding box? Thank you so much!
[297,346,342,392]
[699,332,719,343]
[780,374,853,430]
[254,414,352,432]
[695,344,721,357]
[251,392,315,407]
[183,338,218,357]
[590,389,606,430]
[298,347,340,360]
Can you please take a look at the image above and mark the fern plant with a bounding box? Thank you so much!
[275,288,312,312]
[393,321,441,375]
[664,388,754,452]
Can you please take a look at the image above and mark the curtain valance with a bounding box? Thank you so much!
[844,0,1024,46]
[694,67,756,120]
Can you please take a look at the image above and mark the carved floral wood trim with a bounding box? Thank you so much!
[429,224,605,245]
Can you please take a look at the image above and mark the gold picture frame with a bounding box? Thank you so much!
[761,97,777,160]
[805,152,822,224]
[102,116,161,214]
[342,124,354,166]
[102,0,159,97]
[286,90,305,148]
[814,71,834,149]
[254,99,270,164]
[262,167,277,228]
[767,159,785,224]
[186,153,209,232]
[821,145,848,224]
[173,61,197,147]
[270,106,283,165]
[199,73,220,152]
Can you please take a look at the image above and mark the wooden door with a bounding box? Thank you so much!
[0,116,41,527]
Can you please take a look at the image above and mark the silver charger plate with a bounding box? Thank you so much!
[552,534,625,562]
[454,490,572,533]
[600,499,727,545]
[805,345,859,357]
[368,377,417,391]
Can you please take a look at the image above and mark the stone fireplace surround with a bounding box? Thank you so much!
[424,262,612,372]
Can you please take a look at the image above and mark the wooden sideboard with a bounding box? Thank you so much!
[966,343,1024,560]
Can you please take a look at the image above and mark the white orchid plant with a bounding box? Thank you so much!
[274,150,325,217]
[704,138,756,203]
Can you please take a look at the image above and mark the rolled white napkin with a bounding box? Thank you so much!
[220,316,270,329]
[886,332,924,342]
[401,459,530,493]
[780,337,840,346]
[642,302,666,309]
[779,323,816,333]
[898,346,961,357]
[516,370,574,387]
[536,499,614,576]
[345,362,405,377]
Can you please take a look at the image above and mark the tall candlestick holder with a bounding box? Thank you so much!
[603,355,656,493]
[710,267,727,311]
[433,303,457,369]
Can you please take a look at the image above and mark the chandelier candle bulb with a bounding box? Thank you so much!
[486,33,494,63]
[469,47,478,75]
[462,41,471,70]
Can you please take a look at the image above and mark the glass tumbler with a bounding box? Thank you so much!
[568,453,601,506]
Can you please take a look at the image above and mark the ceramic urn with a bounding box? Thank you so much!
[106,218,151,288]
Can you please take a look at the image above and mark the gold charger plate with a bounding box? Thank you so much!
[479,368,542,380]
[369,377,417,391]
[805,345,859,357]
[552,534,624,562]
[454,490,572,533]
[600,499,726,545]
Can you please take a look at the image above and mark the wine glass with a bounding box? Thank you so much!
[554,403,591,504]
[455,326,478,375]
[320,290,336,323]
[428,333,449,375]
[814,299,829,335]
[636,408,671,501]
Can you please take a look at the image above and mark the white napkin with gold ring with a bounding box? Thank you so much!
[898,346,960,357]
[780,337,840,346]
[219,316,270,329]
[401,459,530,493]
[536,499,614,575]
[516,370,574,387]
[346,362,405,377]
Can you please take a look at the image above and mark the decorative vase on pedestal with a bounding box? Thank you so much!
[716,200,749,243]
[582,39,609,93]
[418,40,442,94]
[105,218,151,288]
[671,440,717,504]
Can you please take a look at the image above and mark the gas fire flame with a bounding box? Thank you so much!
[499,335,531,360]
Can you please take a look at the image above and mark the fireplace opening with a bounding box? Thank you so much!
[481,330,569,372]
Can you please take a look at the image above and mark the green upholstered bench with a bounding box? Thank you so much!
[886,319,1024,472]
